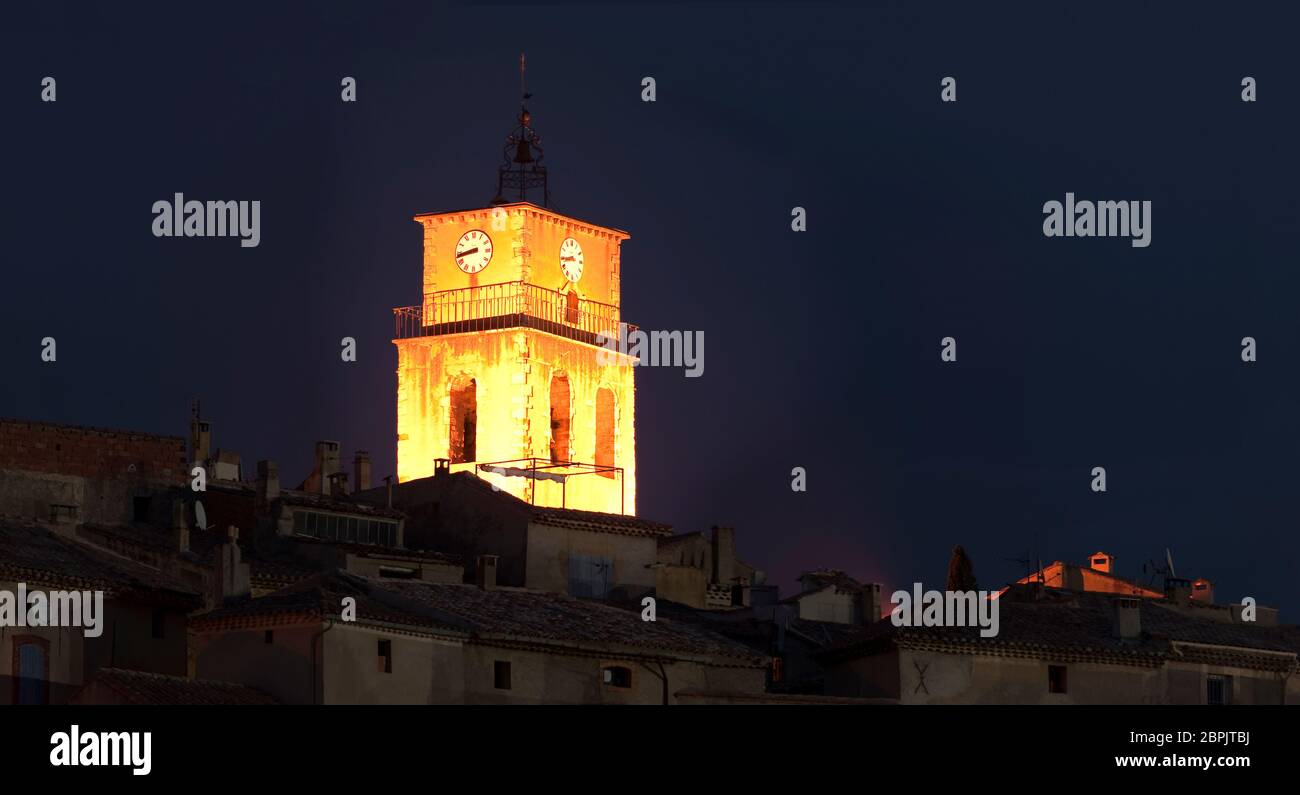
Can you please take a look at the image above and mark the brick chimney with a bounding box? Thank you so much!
[171,499,189,554]
[1112,597,1141,640]
[310,441,341,495]
[476,554,498,590]
[354,451,372,491]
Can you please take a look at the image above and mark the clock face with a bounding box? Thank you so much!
[454,229,493,274]
[560,237,584,282]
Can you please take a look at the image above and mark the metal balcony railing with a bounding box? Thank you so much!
[393,281,634,346]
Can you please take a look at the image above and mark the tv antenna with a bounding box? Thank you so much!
[1141,547,1177,588]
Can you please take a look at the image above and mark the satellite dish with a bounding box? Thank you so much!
[195,501,210,531]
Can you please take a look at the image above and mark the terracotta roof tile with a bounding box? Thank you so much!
[819,588,1300,670]
[193,570,764,665]
[0,520,200,605]
[77,668,278,705]
[529,506,672,538]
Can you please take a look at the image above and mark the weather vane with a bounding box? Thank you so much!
[493,52,549,207]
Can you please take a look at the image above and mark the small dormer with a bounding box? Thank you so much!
[1087,551,1115,574]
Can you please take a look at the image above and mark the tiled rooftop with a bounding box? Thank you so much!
[819,587,1300,670]
[0,519,200,606]
[77,668,278,705]
[193,570,765,665]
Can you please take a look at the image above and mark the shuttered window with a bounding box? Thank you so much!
[14,639,48,705]
[568,554,612,598]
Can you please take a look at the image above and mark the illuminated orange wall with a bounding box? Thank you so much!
[414,203,627,307]
[396,203,637,515]
[1015,562,1163,598]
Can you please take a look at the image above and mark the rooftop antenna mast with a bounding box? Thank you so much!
[1142,548,1177,588]
[493,52,549,207]
[1004,552,1033,584]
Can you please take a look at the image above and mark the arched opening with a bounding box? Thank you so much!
[595,387,615,477]
[449,377,477,463]
[549,373,570,463]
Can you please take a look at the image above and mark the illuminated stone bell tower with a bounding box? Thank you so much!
[392,60,637,515]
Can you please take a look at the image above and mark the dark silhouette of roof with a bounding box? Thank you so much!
[818,586,1300,671]
[75,668,278,705]
[0,519,200,606]
[192,570,764,665]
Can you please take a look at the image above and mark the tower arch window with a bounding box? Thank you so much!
[550,374,571,464]
[595,387,615,477]
[449,377,477,464]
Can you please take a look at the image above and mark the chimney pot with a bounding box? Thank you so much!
[1112,597,1142,640]
[857,582,884,624]
[354,451,372,491]
[434,458,450,478]
[1191,578,1214,604]
[476,554,499,590]
[710,525,736,586]
[257,459,280,505]
[311,441,341,495]
[190,413,212,465]
[1165,577,1193,603]
[213,525,250,604]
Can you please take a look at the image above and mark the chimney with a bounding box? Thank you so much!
[1165,577,1193,603]
[213,526,251,604]
[171,499,189,554]
[328,471,349,497]
[711,526,736,586]
[354,451,372,491]
[257,459,280,505]
[857,582,884,624]
[1088,551,1115,574]
[190,416,212,465]
[434,458,450,478]
[1112,597,1141,640]
[1191,578,1214,604]
[384,475,393,509]
[312,441,341,495]
[476,554,498,590]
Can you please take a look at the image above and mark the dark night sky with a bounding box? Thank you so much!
[2,3,1298,614]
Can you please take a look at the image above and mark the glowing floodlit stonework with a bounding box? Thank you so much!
[394,203,637,515]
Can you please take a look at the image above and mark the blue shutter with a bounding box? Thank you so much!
[17,643,47,705]
[594,558,610,598]
[568,554,587,597]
